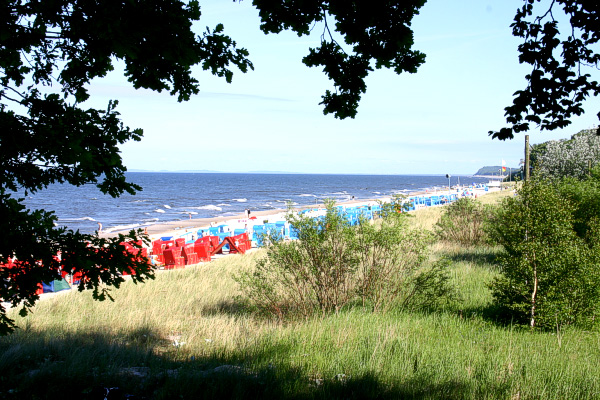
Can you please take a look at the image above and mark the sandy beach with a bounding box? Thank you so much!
[103,185,495,244]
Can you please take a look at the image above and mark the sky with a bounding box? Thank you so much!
[83,0,600,175]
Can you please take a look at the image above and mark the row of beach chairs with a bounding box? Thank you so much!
[149,189,487,265]
[151,233,252,268]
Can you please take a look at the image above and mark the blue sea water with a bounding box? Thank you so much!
[20,172,490,234]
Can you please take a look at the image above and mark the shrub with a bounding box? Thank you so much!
[435,198,491,246]
[555,168,600,241]
[235,201,455,319]
[487,179,600,329]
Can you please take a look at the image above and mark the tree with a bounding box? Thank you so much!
[532,128,600,179]
[254,0,600,136]
[488,179,600,329]
[0,0,429,333]
[252,0,427,119]
[0,0,253,334]
[490,1,600,140]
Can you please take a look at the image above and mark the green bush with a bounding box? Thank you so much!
[235,201,455,320]
[435,198,491,246]
[555,167,600,241]
[487,179,600,329]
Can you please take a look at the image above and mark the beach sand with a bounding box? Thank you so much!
[102,186,495,243]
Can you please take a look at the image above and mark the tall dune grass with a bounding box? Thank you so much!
[2,189,598,399]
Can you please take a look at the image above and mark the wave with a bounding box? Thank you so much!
[217,203,231,207]
[194,205,222,211]
[164,204,172,209]
[179,211,199,215]
[298,194,317,197]
[155,209,165,213]
[372,191,381,195]
[232,198,247,203]
[59,216,96,222]
[104,223,143,233]
[330,191,348,195]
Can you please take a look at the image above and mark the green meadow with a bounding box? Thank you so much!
[2,190,599,399]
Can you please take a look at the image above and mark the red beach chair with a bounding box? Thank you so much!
[163,248,185,269]
[193,240,212,262]
[181,243,199,265]
[230,233,251,254]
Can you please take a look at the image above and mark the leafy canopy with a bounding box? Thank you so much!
[490,0,600,140]
[0,0,253,334]
[252,0,427,119]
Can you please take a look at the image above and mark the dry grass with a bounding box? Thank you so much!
[10,251,275,356]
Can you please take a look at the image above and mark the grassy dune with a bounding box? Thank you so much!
[2,189,599,399]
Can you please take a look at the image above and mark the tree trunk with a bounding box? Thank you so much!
[530,265,537,328]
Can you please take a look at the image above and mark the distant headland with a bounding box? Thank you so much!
[474,166,517,177]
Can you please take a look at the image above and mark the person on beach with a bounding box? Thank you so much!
[97,222,102,233]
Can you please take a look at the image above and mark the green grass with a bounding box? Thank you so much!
[2,191,599,399]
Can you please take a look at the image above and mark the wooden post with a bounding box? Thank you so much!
[525,135,530,182]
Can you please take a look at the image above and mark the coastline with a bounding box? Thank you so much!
[104,185,494,243]
[6,185,495,312]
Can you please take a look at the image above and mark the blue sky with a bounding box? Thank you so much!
[84,0,600,175]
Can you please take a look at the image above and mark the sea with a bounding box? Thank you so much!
[18,173,490,234]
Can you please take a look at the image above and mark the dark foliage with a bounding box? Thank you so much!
[490,1,600,139]
[252,0,427,119]
[0,0,252,333]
